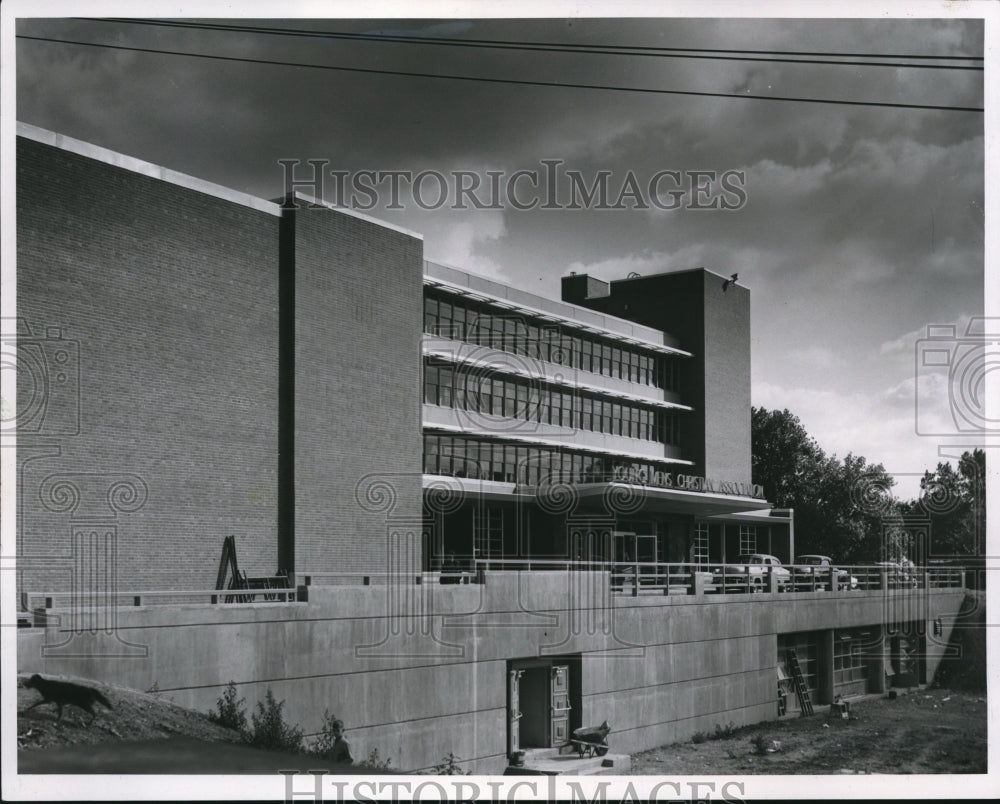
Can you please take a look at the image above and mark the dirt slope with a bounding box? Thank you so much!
[17,673,241,752]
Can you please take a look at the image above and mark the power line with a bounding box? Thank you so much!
[80,17,984,71]
[17,34,984,113]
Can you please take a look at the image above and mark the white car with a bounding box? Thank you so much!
[796,555,859,590]
[714,553,791,592]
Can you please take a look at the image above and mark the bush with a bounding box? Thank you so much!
[691,731,709,744]
[750,733,768,755]
[357,747,393,771]
[712,721,737,740]
[210,681,247,733]
[433,752,468,775]
[243,688,304,753]
[310,710,344,757]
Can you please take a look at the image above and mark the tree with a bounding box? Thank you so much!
[751,407,898,562]
[750,407,824,508]
[903,448,985,559]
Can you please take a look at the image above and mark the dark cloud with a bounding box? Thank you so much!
[13,13,985,479]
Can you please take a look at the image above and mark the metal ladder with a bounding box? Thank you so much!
[786,649,814,716]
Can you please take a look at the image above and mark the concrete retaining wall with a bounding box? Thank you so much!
[17,574,967,773]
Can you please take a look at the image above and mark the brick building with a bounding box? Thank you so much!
[13,123,965,773]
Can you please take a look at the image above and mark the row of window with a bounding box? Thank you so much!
[424,433,678,487]
[424,360,681,445]
[424,291,679,391]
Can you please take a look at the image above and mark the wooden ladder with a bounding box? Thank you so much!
[786,649,814,716]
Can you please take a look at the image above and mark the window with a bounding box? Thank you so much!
[739,525,757,555]
[503,380,518,418]
[452,304,466,341]
[778,633,819,699]
[424,297,439,334]
[692,523,709,566]
[834,631,868,686]
[424,434,440,474]
[424,363,440,405]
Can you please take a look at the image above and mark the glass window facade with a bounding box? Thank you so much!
[423,432,680,486]
[424,357,680,446]
[424,289,679,392]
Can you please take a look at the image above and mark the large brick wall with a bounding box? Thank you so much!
[16,136,281,594]
[288,204,424,575]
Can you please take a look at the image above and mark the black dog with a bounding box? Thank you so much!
[23,674,114,724]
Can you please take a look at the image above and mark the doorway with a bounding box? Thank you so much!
[507,656,581,756]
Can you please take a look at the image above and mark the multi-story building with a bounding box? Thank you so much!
[12,123,967,774]
[419,260,792,574]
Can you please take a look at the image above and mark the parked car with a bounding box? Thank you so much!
[713,554,791,592]
[869,560,918,589]
[795,555,859,590]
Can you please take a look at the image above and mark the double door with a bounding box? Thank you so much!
[508,663,572,754]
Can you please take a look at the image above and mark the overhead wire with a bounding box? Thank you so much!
[16,33,984,113]
[76,17,984,71]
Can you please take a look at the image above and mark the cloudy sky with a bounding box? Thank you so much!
[9,3,990,499]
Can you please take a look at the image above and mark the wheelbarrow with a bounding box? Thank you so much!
[570,721,611,757]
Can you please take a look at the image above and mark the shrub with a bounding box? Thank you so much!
[310,710,344,757]
[210,681,247,732]
[433,752,468,775]
[712,721,737,740]
[691,731,709,744]
[244,688,304,753]
[750,733,768,755]
[357,747,393,771]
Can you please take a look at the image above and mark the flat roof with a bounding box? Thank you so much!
[17,122,283,217]
[425,260,689,356]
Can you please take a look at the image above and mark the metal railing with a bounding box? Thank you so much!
[24,587,301,614]
[20,563,966,620]
[453,559,967,597]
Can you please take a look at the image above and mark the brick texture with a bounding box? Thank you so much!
[16,137,281,594]
[289,207,424,575]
